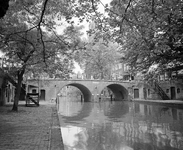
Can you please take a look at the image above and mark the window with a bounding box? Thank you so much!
[160,75,164,81]
[179,112,182,120]
[32,89,37,93]
[148,89,150,95]
[40,89,45,100]
[124,64,127,71]
[134,89,139,99]
[177,88,180,93]
[126,65,129,71]
[134,103,140,113]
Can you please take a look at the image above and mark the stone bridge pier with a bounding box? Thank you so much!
[26,79,134,102]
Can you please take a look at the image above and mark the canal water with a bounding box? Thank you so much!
[57,97,183,150]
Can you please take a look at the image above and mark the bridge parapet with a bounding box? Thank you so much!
[26,78,141,83]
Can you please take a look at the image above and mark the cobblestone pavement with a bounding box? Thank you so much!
[0,101,64,150]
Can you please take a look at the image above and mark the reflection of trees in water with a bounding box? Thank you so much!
[119,104,183,150]
[60,101,183,150]
[104,101,130,119]
[61,102,92,122]
[133,142,157,150]
[74,129,88,150]
[133,103,183,127]
[102,102,183,150]
[102,121,183,150]
[86,124,130,150]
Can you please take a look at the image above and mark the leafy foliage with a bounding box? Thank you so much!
[0,0,9,18]
[0,0,90,79]
[107,0,183,77]
[76,37,119,79]
[0,0,88,110]
[1,0,182,110]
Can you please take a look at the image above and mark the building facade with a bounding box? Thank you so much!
[111,60,134,81]
[111,60,183,100]
[0,69,16,106]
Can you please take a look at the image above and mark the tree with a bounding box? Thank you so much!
[2,24,77,111]
[0,0,87,111]
[76,37,119,79]
[106,0,183,78]
[0,0,9,18]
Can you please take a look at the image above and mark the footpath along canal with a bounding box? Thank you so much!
[57,97,183,150]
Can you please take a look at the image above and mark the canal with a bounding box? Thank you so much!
[57,97,183,150]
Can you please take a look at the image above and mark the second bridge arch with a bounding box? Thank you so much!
[98,83,129,101]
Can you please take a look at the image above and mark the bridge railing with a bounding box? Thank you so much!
[27,78,142,83]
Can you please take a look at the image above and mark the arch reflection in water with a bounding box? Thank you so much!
[58,97,92,122]
[58,99,183,150]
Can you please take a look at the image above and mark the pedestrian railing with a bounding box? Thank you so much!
[153,82,170,100]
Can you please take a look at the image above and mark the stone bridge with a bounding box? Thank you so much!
[26,79,138,102]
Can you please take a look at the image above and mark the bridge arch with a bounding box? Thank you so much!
[99,83,128,100]
[60,102,92,121]
[58,83,92,102]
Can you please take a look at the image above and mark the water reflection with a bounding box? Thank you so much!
[58,98,183,150]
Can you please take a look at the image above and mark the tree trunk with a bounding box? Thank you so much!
[12,69,25,111]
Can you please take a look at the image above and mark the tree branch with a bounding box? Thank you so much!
[38,0,49,26]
